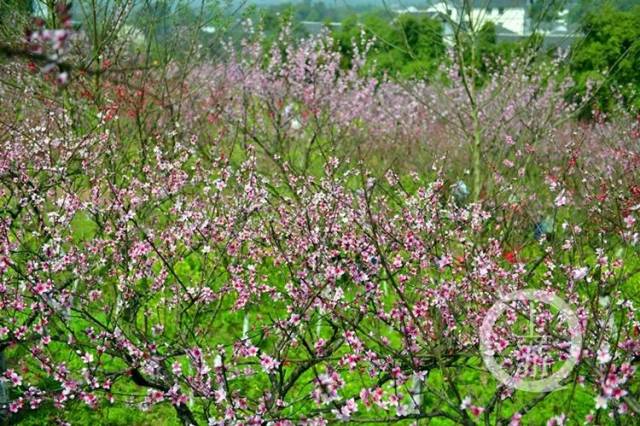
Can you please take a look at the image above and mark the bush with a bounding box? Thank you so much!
[1,3,640,425]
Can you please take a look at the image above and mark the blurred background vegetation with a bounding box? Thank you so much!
[1,0,638,116]
[0,0,638,424]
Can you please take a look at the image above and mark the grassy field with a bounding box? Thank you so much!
[1,2,640,425]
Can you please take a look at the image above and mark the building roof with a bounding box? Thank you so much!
[433,0,531,8]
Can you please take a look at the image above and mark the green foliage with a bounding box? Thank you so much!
[333,12,446,79]
[459,21,501,85]
[529,0,568,23]
[261,0,376,24]
[570,5,640,114]
[258,6,309,49]
[454,21,541,87]
[123,0,229,63]
[0,0,33,41]
[568,0,640,23]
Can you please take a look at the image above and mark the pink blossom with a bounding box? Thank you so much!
[597,346,612,364]
[554,191,569,207]
[595,395,608,410]
[571,267,589,281]
[460,396,472,410]
[260,354,280,374]
[469,405,485,417]
[5,369,22,387]
[509,413,523,426]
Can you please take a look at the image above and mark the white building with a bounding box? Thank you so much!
[425,0,530,36]
[394,0,576,47]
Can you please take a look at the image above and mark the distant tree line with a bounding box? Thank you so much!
[327,0,639,115]
[2,0,638,116]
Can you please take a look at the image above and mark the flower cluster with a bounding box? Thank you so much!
[1,18,639,426]
[24,2,73,85]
